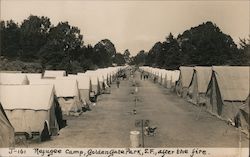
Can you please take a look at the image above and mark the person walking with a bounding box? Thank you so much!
[153,76,157,83]
[116,79,120,88]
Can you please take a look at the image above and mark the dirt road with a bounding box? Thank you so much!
[28,71,249,147]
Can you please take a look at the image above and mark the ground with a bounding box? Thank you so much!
[26,71,249,147]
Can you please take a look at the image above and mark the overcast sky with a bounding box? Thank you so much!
[1,0,249,56]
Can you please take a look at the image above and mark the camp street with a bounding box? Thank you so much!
[24,71,249,148]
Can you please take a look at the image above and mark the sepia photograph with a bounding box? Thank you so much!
[0,0,249,156]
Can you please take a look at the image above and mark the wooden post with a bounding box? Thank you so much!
[141,119,144,147]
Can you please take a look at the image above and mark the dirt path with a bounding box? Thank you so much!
[28,71,249,147]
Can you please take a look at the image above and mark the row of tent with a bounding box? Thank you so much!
[140,66,180,89]
[0,66,128,147]
[139,66,249,134]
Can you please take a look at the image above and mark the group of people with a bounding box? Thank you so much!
[140,71,149,80]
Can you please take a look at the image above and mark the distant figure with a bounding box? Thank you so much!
[153,76,157,83]
[116,79,120,88]
[141,71,144,80]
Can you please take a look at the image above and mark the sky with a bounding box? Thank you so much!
[0,0,249,56]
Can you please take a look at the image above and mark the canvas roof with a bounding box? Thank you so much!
[25,73,42,81]
[77,76,90,90]
[159,69,167,78]
[29,78,56,85]
[179,66,194,87]
[44,70,66,78]
[212,66,250,101]
[54,79,79,97]
[30,79,78,97]
[89,75,99,85]
[82,74,98,85]
[57,76,90,90]
[171,70,180,83]
[84,70,96,75]
[0,84,54,110]
[165,70,173,80]
[0,73,29,85]
[194,66,212,93]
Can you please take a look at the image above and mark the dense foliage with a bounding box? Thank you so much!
[0,15,126,73]
[1,17,249,73]
[132,22,249,69]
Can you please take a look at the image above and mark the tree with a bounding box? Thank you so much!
[1,20,21,58]
[238,37,250,65]
[133,50,147,65]
[162,33,181,69]
[19,15,51,60]
[93,39,116,67]
[123,49,131,63]
[138,21,244,68]
[113,53,126,66]
[147,42,163,66]
[177,21,239,65]
[39,21,83,71]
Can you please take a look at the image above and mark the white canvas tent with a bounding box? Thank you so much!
[163,70,173,88]
[188,66,212,105]
[76,76,91,104]
[176,66,194,98]
[95,69,110,93]
[0,85,63,140]
[158,69,166,85]
[79,72,100,96]
[57,76,91,105]
[206,66,250,132]
[139,67,180,90]
[0,73,29,85]
[171,70,180,89]
[0,102,15,147]
[30,79,83,115]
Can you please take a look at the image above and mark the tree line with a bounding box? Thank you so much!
[0,15,128,73]
[1,17,249,73]
[131,21,250,69]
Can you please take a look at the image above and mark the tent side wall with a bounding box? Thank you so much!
[5,110,51,135]
[239,97,249,133]
[57,97,82,115]
[48,97,61,136]
[53,98,66,130]
[176,67,194,98]
[188,71,199,104]
[206,73,223,116]
[0,104,15,147]
[222,101,246,121]
[79,89,90,104]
